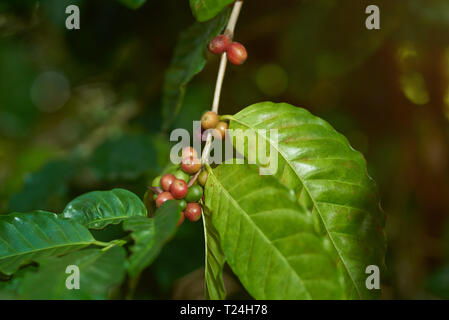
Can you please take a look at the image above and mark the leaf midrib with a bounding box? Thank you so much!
[229,115,361,299]
[209,169,313,300]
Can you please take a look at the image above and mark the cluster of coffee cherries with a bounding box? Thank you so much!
[208,34,247,65]
[201,110,228,140]
[151,146,208,226]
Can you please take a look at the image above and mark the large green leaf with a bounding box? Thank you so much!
[202,205,226,299]
[0,211,95,275]
[19,247,127,299]
[190,0,235,22]
[223,102,386,299]
[161,9,229,130]
[124,201,181,276]
[62,189,147,230]
[205,163,345,299]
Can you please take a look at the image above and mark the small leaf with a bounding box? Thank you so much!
[205,163,345,299]
[62,189,147,230]
[124,201,180,276]
[117,0,146,9]
[190,0,235,22]
[161,8,229,130]
[203,205,226,300]
[19,247,127,299]
[0,211,95,275]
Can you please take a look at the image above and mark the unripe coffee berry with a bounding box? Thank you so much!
[181,156,202,174]
[198,171,208,187]
[151,176,161,187]
[227,42,247,65]
[185,203,202,222]
[208,35,231,55]
[170,179,188,199]
[156,192,174,208]
[174,170,190,183]
[160,174,176,191]
[178,199,187,211]
[201,111,219,130]
[185,185,203,203]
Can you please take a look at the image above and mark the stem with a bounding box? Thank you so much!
[201,0,243,165]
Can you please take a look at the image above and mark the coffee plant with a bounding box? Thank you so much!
[0,0,386,300]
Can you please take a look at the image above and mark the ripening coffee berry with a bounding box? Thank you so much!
[227,42,247,65]
[185,185,203,203]
[156,192,174,208]
[160,174,176,191]
[177,211,185,227]
[215,121,228,140]
[208,35,231,55]
[181,156,202,174]
[184,203,202,222]
[201,111,219,130]
[198,171,208,187]
[170,179,189,199]
[182,146,198,160]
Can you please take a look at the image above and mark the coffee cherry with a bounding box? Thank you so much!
[178,199,187,211]
[170,179,188,199]
[198,171,208,187]
[156,192,174,208]
[201,111,219,130]
[185,203,202,222]
[215,121,228,140]
[181,156,202,174]
[227,42,247,65]
[185,185,203,202]
[153,194,158,200]
[160,174,176,191]
[182,146,198,159]
[152,176,161,187]
[208,35,231,55]
[174,170,190,183]
[177,211,185,227]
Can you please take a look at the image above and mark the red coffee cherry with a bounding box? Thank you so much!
[208,35,231,55]
[184,203,202,222]
[182,146,198,159]
[227,42,247,65]
[170,179,188,199]
[156,192,174,208]
[177,211,185,227]
[181,156,202,174]
[160,174,176,192]
[201,111,219,130]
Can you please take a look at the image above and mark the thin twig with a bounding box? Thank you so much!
[201,0,243,165]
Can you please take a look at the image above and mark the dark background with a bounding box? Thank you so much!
[1,0,449,299]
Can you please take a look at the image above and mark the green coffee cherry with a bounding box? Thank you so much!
[152,175,162,187]
[174,170,190,183]
[185,185,203,202]
[178,199,187,211]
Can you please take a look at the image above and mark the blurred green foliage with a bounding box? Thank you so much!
[0,0,449,299]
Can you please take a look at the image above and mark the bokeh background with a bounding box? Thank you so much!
[1,0,449,299]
